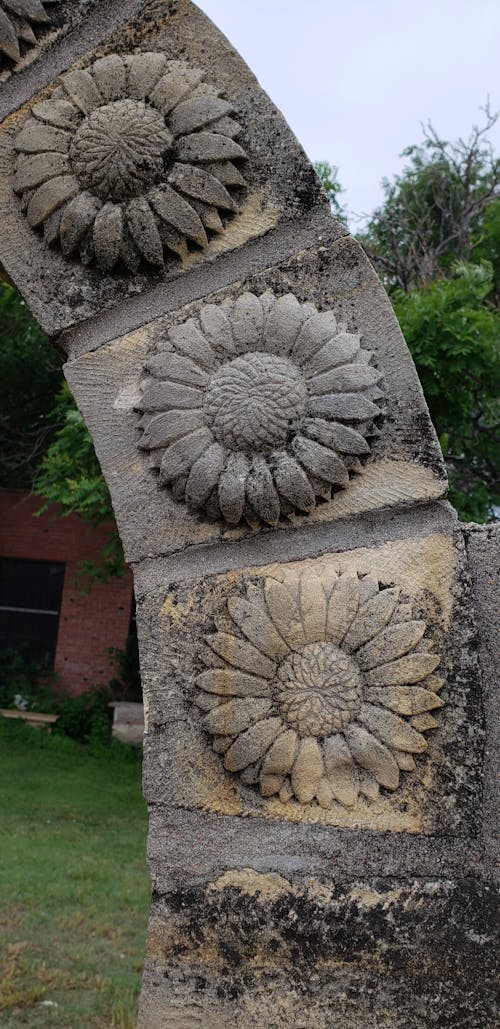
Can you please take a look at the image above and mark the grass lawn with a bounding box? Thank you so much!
[0,720,150,1028]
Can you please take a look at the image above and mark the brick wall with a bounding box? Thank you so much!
[0,489,133,695]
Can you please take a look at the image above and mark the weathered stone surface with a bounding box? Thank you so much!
[139,872,498,1029]
[64,240,447,563]
[138,532,482,836]
[13,54,249,272]
[0,0,338,335]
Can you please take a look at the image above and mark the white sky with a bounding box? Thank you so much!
[197,0,500,225]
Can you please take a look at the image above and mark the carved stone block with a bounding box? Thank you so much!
[0,0,338,334]
[65,240,447,563]
[139,531,482,836]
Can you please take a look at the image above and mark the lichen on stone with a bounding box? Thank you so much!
[13,52,247,271]
[195,567,444,808]
[137,291,384,526]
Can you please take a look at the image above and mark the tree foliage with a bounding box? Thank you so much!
[34,382,124,585]
[314,160,348,223]
[359,107,500,294]
[394,263,499,521]
[0,284,63,489]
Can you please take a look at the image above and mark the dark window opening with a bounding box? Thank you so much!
[0,558,65,669]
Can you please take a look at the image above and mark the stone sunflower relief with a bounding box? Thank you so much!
[137,291,385,526]
[0,0,57,69]
[195,568,444,809]
[13,52,247,270]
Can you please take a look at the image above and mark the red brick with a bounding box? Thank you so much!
[0,489,133,695]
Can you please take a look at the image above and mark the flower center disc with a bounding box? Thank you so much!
[277,642,362,736]
[203,352,307,453]
[69,99,173,201]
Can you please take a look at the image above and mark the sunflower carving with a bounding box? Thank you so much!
[13,52,247,271]
[0,0,57,69]
[137,291,385,526]
[195,568,444,808]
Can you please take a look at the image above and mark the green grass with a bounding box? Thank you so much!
[0,720,149,1028]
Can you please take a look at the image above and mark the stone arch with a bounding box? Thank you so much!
[0,3,496,1027]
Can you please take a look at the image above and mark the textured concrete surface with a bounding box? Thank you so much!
[0,0,339,334]
[65,238,447,564]
[1,3,497,1025]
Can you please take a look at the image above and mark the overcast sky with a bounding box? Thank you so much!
[198,0,500,225]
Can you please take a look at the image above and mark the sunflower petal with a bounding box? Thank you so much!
[307,393,382,421]
[92,55,126,101]
[139,409,204,450]
[344,724,400,790]
[291,738,324,803]
[299,574,327,643]
[59,192,101,255]
[199,304,234,352]
[169,96,233,136]
[146,352,208,387]
[185,442,225,508]
[343,587,400,651]
[92,202,123,271]
[356,621,427,670]
[292,436,349,487]
[62,70,103,114]
[302,418,370,455]
[27,175,79,228]
[273,453,316,513]
[264,293,305,355]
[411,713,439,731]
[364,686,444,716]
[202,697,272,736]
[159,426,214,484]
[264,578,306,650]
[176,132,246,164]
[149,185,207,247]
[137,380,203,412]
[205,632,276,678]
[32,99,79,130]
[150,62,203,115]
[246,456,281,525]
[326,574,360,644]
[323,734,358,807]
[309,363,383,396]
[394,752,416,771]
[169,162,237,210]
[168,318,216,370]
[127,52,166,100]
[292,311,338,363]
[260,774,285,797]
[218,452,249,525]
[127,198,163,266]
[189,200,224,233]
[5,0,48,21]
[227,596,289,660]
[261,730,298,776]
[197,668,270,697]
[224,718,283,772]
[14,152,69,192]
[15,118,70,154]
[364,652,441,687]
[359,703,428,753]
[0,8,20,62]
[206,160,246,186]
[231,292,264,351]
[303,333,360,376]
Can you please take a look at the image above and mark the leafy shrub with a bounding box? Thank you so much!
[53,688,112,745]
[0,648,55,711]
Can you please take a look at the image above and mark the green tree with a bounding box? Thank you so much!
[34,383,124,584]
[360,107,500,294]
[394,262,499,520]
[0,284,63,488]
[314,160,348,223]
